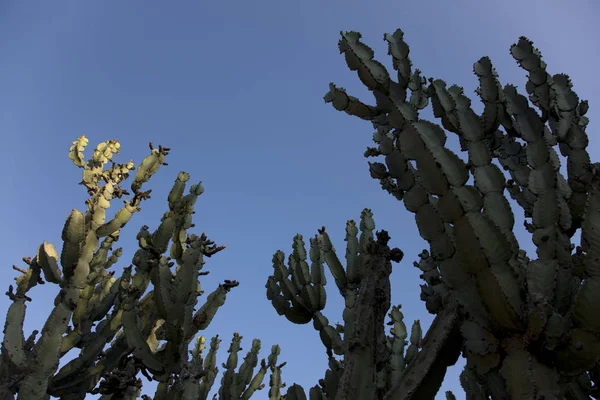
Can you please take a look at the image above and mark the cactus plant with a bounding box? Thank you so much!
[0,137,295,399]
[265,29,599,399]
[3,27,598,400]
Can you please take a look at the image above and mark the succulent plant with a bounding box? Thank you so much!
[0,137,291,400]
[3,26,598,400]
[265,29,598,399]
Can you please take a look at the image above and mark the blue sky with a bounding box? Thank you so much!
[1,1,598,398]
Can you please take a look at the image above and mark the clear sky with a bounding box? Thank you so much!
[1,1,598,398]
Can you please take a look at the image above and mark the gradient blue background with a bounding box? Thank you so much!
[1,1,598,398]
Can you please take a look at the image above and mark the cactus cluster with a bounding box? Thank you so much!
[281,28,594,398]
[2,27,598,400]
[0,137,292,399]
[266,210,465,399]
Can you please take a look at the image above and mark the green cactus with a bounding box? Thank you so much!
[3,26,598,400]
[0,137,294,399]
[262,29,598,399]
[316,28,598,398]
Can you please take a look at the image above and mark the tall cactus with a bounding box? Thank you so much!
[0,137,293,399]
[266,29,599,399]
[266,210,462,399]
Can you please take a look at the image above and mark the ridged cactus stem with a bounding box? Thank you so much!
[335,230,401,400]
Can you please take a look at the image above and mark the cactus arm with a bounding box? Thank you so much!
[188,281,238,338]
[218,333,242,399]
[71,285,95,335]
[197,335,221,399]
[233,338,261,395]
[89,233,120,273]
[68,135,89,167]
[473,57,503,136]
[167,171,190,207]
[290,236,312,290]
[384,29,412,91]
[95,199,140,238]
[317,229,348,294]
[170,183,204,265]
[489,129,534,218]
[103,246,123,270]
[169,238,203,325]
[36,242,63,284]
[59,209,87,281]
[268,362,287,400]
[509,38,591,235]
[87,274,121,323]
[151,211,176,255]
[240,359,268,400]
[343,220,360,283]
[323,83,380,121]
[121,286,164,375]
[1,259,43,377]
[150,256,175,319]
[509,37,551,118]
[383,302,461,400]
[131,143,169,192]
[2,290,29,371]
[312,312,344,356]
[307,238,328,318]
[386,305,408,387]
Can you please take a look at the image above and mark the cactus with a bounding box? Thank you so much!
[265,29,599,399]
[0,137,297,399]
[3,28,598,400]
[266,210,461,399]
